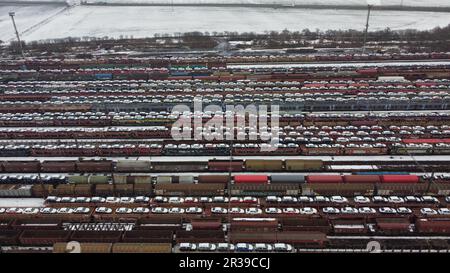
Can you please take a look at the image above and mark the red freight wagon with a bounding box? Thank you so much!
[230,219,279,232]
[2,161,40,172]
[357,68,378,75]
[41,161,77,172]
[380,175,419,184]
[234,175,269,184]
[416,218,450,234]
[375,218,411,234]
[343,175,381,184]
[307,175,343,184]
[190,219,223,230]
[208,160,244,172]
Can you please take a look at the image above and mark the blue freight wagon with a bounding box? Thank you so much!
[94,73,113,80]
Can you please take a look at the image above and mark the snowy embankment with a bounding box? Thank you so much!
[0,198,45,207]
[16,5,450,42]
[82,0,450,7]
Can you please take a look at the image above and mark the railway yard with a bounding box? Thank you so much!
[2,51,450,254]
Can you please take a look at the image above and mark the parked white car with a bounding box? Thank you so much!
[354,196,371,204]
[420,208,438,215]
[265,208,282,214]
[322,207,340,214]
[211,207,227,214]
[299,207,317,215]
[330,196,348,203]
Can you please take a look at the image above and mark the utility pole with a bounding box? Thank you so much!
[362,5,372,54]
[9,12,25,58]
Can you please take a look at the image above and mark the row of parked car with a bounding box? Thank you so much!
[44,195,450,205]
[209,207,450,216]
[178,242,293,252]
[265,195,445,204]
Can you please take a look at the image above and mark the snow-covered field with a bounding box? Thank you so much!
[3,5,447,42]
[1,2,449,42]
[0,4,66,41]
[79,0,450,7]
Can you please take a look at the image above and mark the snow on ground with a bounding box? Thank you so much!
[0,4,66,41]
[12,5,450,42]
[0,198,45,207]
[83,0,450,7]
